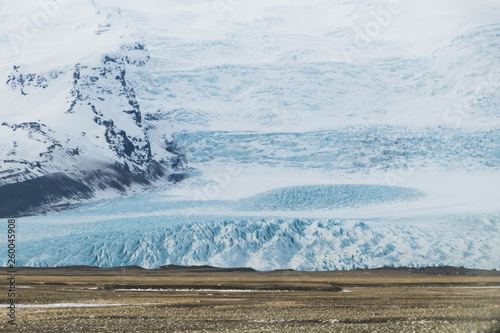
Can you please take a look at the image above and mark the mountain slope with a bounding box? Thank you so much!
[1,39,186,216]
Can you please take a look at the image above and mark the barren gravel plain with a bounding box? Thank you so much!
[1,266,499,332]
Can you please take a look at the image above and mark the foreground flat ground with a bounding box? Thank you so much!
[1,266,499,332]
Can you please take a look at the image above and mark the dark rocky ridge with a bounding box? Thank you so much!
[0,161,171,218]
[67,42,153,166]
[0,173,93,218]
[13,265,500,276]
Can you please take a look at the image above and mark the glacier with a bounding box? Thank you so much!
[0,0,499,270]
[10,214,500,270]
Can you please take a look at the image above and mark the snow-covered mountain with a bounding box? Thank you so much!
[0,3,187,216]
[0,0,499,270]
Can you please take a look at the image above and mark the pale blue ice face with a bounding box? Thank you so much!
[9,213,500,270]
[6,179,500,270]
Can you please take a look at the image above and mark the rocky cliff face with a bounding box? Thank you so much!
[0,42,186,217]
[67,42,151,166]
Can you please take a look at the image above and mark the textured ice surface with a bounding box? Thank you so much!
[27,184,422,218]
[239,184,425,210]
[174,128,500,172]
[8,215,500,270]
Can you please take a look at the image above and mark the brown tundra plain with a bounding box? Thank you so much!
[1,266,499,332]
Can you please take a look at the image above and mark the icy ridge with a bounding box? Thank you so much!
[174,128,500,172]
[239,184,425,210]
[8,215,499,270]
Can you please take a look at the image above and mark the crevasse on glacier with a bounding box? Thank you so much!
[13,215,500,271]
